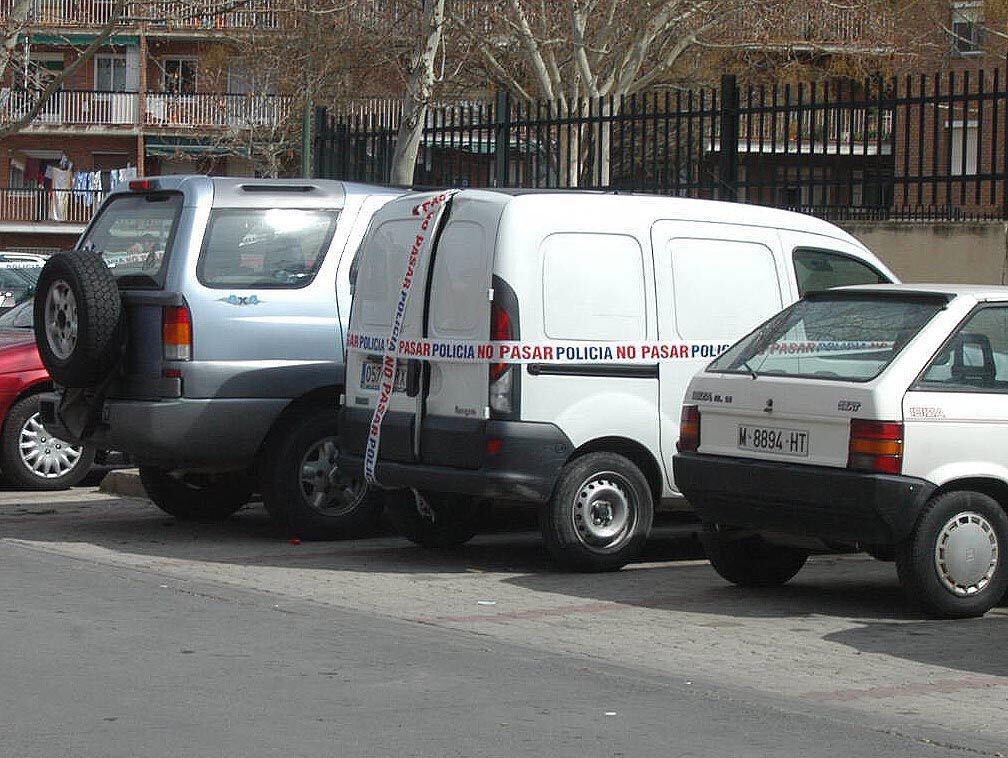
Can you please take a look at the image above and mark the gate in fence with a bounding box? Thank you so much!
[314,68,1008,222]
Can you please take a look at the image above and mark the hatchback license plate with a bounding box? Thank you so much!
[738,424,809,457]
[360,357,409,393]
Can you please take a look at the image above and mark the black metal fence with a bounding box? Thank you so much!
[315,65,1008,221]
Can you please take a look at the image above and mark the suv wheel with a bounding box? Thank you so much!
[701,530,808,587]
[139,464,251,522]
[897,490,1008,618]
[540,452,653,572]
[384,489,482,548]
[260,407,382,539]
[34,251,122,387]
[1,394,95,490]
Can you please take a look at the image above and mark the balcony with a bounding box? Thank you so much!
[144,92,293,130]
[0,89,138,129]
[0,89,291,131]
[0,188,102,229]
[1,0,281,30]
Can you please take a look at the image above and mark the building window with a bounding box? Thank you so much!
[95,55,128,92]
[162,58,197,94]
[949,119,979,176]
[952,2,984,54]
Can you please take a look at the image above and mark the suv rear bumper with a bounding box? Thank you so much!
[43,393,286,468]
[673,452,936,545]
[338,411,572,502]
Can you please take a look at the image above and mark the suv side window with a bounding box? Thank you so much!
[793,248,889,296]
[917,306,1008,392]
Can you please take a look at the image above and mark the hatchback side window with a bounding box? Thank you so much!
[917,307,1008,392]
[793,248,889,296]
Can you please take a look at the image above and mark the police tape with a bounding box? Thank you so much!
[363,191,457,485]
[347,332,896,365]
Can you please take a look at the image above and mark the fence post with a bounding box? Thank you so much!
[312,106,328,178]
[719,74,739,202]
[494,87,511,187]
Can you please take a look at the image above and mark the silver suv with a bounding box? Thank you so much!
[35,176,400,537]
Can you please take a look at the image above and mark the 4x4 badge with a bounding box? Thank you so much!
[219,294,261,306]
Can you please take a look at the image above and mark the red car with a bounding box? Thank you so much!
[0,302,95,489]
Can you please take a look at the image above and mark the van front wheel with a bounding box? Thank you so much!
[701,530,808,587]
[384,489,482,548]
[541,452,654,572]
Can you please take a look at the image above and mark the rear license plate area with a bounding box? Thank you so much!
[360,356,409,393]
[737,424,809,457]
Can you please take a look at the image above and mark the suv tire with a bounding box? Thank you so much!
[540,452,653,572]
[1,394,95,490]
[260,407,382,540]
[34,251,122,387]
[896,490,1008,618]
[384,489,482,548]
[701,530,808,587]
[139,464,251,522]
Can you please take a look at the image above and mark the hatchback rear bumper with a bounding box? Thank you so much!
[673,452,936,545]
[338,410,572,502]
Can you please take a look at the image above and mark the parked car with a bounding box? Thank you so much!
[0,302,96,489]
[338,190,897,570]
[0,252,49,266]
[0,262,42,314]
[674,284,1008,618]
[36,176,401,534]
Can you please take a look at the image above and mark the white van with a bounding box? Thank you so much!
[338,190,897,570]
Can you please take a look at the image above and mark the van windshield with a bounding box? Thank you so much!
[708,294,946,382]
[78,192,183,288]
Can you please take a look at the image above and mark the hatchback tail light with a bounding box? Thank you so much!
[677,405,701,453]
[163,304,192,361]
[489,298,516,416]
[848,419,903,474]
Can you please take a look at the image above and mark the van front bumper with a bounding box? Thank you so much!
[338,412,572,502]
[673,452,936,545]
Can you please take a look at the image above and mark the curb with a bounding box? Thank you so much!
[99,468,148,499]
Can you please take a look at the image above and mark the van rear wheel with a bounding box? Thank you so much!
[540,452,653,572]
[139,465,251,522]
[260,407,382,540]
[896,491,1008,619]
[384,489,482,548]
[701,530,808,587]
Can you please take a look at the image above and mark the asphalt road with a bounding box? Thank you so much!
[1,488,1006,757]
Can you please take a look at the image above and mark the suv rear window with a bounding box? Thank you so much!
[197,208,339,289]
[709,294,946,382]
[79,192,183,288]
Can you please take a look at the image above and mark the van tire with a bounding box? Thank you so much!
[540,452,653,572]
[384,489,481,548]
[34,251,122,388]
[1,394,95,490]
[260,407,382,540]
[896,491,1008,619]
[139,465,251,522]
[701,531,808,587]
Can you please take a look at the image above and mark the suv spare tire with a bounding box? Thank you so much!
[34,251,123,387]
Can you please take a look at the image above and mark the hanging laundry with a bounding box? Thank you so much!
[45,165,73,222]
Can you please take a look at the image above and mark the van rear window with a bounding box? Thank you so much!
[79,192,182,288]
[197,208,339,289]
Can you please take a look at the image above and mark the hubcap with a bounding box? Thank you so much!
[19,412,83,479]
[44,280,78,361]
[934,511,999,597]
[571,471,637,553]
[299,437,366,516]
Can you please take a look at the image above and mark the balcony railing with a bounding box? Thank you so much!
[0,189,102,226]
[1,0,281,30]
[0,89,138,127]
[144,92,292,129]
[0,89,290,130]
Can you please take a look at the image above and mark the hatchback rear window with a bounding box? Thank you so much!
[197,208,339,289]
[709,294,946,382]
[79,192,183,288]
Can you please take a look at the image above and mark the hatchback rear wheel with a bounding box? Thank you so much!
[1,394,95,490]
[897,490,1008,618]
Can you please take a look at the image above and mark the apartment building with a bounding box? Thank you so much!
[0,0,292,252]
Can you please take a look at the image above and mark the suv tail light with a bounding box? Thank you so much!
[489,297,516,416]
[677,405,701,452]
[163,304,192,361]
[848,419,903,474]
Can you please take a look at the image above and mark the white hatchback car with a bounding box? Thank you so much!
[674,284,1008,618]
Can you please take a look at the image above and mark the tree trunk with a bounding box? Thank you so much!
[0,0,33,84]
[389,0,446,186]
